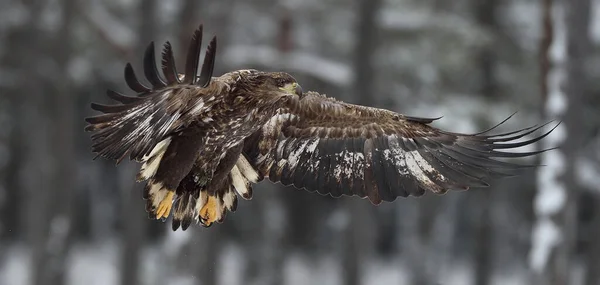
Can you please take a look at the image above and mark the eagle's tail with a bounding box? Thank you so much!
[170,180,234,230]
[171,174,203,231]
[170,155,259,230]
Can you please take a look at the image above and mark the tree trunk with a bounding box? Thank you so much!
[46,0,77,282]
[530,0,589,284]
[29,0,77,284]
[402,200,428,285]
[472,0,499,100]
[471,1,499,284]
[473,190,493,285]
[585,194,600,285]
[10,1,49,283]
[177,0,202,68]
[258,184,286,285]
[119,1,158,284]
[342,0,381,284]
[119,163,145,285]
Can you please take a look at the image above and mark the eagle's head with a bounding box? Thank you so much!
[237,70,303,100]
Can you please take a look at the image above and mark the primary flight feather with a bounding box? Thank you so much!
[85,25,556,230]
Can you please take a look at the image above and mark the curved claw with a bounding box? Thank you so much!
[156,191,174,219]
[199,195,219,227]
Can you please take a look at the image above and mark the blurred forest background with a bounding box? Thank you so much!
[1,0,600,284]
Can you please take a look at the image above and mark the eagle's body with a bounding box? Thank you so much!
[139,70,299,228]
[86,25,556,230]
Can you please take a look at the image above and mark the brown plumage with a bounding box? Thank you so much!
[244,92,557,204]
[85,24,556,230]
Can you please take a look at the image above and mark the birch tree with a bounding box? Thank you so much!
[530,0,589,284]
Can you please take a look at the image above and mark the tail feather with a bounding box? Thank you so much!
[172,192,195,231]
[236,155,260,183]
[169,155,260,230]
[230,165,252,200]
[172,171,203,231]
[223,183,238,212]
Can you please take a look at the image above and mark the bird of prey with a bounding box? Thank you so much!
[85,25,556,230]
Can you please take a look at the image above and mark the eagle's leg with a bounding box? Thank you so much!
[198,144,245,227]
[145,129,205,220]
[199,194,219,227]
[156,191,175,219]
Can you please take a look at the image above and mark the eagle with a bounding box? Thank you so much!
[85,25,556,230]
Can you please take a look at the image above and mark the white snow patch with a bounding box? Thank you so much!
[0,242,539,285]
[546,79,568,115]
[326,208,350,232]
[285,254,341,285]
[530,0,568,274]
[218,244,245,285]
[536,146,568,217]
[87,0,137,48]
[68,56,93,84]
[379,9,489,45]
[534,178,566,216]
[576,156,600,192]
[529,219,562,273]
[589,0,600,43]
[162,229,192,254]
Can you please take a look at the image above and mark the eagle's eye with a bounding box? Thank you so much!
[276,78,288,87]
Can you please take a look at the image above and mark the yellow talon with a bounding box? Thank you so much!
[156,191,174,219]
[199,195,218,226]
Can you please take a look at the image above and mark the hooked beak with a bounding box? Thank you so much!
[280,82,303,97]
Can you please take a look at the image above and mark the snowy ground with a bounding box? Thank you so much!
[0,241,534,285]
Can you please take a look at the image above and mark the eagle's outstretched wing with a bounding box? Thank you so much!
[85,25,227,223]
[85,25,217,163]
[244,91,556,204]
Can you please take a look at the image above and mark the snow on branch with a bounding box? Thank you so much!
[378,10,491,45]
[222,45,352,88]
[82,0,136,57]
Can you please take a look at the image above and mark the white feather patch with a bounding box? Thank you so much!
[230,165,249,196]
[405,151,440,191]
[214,198,224,221]
[235,155,259,183]
[138,137,172,181]
[223,189,236,210]
[189,100,205,115]
[148,181,169,209]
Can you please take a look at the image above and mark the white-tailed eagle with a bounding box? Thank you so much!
[85,25,556,230]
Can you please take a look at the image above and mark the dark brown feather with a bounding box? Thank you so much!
[161,41,180,85]
[143,42,167,89]
[244,91,558,204]
[198,36,217,87]
[106,90,143,104]
[124,63,150,93]
[183,25,203,84]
